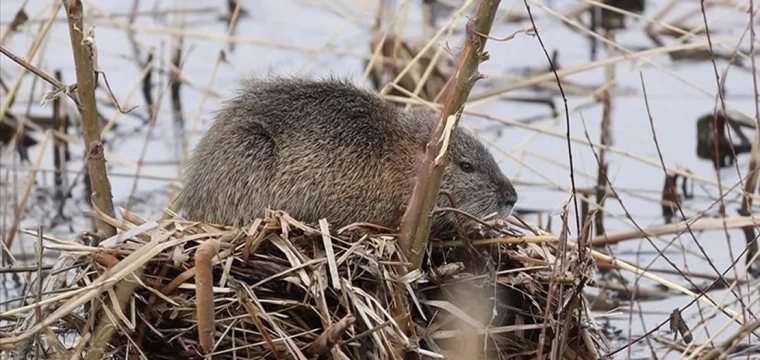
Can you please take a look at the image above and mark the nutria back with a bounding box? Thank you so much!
[179,76,517,236]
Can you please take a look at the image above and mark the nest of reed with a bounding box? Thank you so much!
[1,207,607,360]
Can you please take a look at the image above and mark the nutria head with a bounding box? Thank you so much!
[402,107,518,235]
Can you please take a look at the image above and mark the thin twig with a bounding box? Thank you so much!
[0,44,80,108]
[640,73,758,324]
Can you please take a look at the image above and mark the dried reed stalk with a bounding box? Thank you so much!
[367,32,451,103]
[398,0,501,270]
[305,314,356,357]
[0,5,61,251]
[10,233,84,360]
[63,0,116,241]
[84,267,144,360]
[60,2,133,354]
[195,239,221,354]
[0,208,604,359]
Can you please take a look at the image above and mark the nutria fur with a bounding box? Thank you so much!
[179,76,517,236]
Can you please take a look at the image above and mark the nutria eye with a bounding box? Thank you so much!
[459,162,474,173]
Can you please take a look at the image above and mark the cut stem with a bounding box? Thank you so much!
[397,0,501,270]
[63,0,116,242]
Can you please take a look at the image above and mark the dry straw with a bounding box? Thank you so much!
[0,206,606,359]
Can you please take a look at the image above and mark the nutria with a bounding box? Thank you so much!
[178,76,517,237]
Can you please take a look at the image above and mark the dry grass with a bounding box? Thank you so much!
[1,207,605,359]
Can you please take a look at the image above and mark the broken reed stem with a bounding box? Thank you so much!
[52,70,67,200]
[594,29,615,239]
[195,239,221,355]
[63,3,136,352]
[306,314,356,357]
[398,0,501,270]
[170,35,185,153]
[84,268,144,360]
[63,0,116,241]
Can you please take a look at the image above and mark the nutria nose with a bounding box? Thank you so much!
[505,194,517,207]
[504,193,517,208]
[499,177,518,207]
